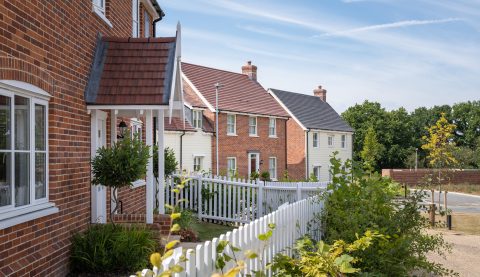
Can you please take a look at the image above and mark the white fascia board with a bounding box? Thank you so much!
[268,89,306,130]
[308,129,354,134]
[87,105,169,110]
[181,73,216,112]
[140,0,160,20]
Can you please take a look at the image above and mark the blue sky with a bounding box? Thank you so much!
[156,0,480,112]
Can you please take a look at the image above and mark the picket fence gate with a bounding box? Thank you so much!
[165,174,328,223]
[158,196,323,277]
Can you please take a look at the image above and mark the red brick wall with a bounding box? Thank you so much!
[286,119,306,180]
[0,1,152,276]
[210,111,287,179]
[382,169,480,186]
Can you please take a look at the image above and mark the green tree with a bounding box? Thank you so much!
[91,133,150,223]
[360,126,384,173]
[451,101,480,148]
[421,113,458,169]
[452,146,476,169]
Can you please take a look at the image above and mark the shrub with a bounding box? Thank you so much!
[70,224,157,275]
[91,132,150,223]
[320,154,456,276]
[260,171,270,181]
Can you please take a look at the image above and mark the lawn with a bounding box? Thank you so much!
[419,183,480,196]
[437,212,480,235]
[191,220,236,241]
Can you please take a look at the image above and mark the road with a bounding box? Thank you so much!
[423,190,480,213]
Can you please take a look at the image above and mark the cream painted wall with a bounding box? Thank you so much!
[307,131,353,182]
[165,131,212,174]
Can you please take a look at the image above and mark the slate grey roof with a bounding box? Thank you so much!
[270,88,354,132]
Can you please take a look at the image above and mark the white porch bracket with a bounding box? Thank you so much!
[146,109,154,224]
[157,110,165,214]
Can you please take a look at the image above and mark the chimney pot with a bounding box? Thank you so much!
[241,61,257,81]
[313,85,327,102]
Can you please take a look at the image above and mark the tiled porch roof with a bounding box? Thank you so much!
[85,36,176,106]
[164,117,196,132]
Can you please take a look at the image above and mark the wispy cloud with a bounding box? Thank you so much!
[321,18,463,36]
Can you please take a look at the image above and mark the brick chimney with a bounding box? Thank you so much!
[241,61,257,81]
[313,85,327,102]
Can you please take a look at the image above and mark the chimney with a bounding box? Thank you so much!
[313,85,327,102]
[241,61,257,81]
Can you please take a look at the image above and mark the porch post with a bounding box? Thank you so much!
[146,110,154,224]
[157,110,165,214]
[110,110,117,215]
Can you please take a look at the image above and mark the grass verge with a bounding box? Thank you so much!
[191,220,235,241]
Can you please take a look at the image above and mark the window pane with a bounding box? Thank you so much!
[15,96,30,150]
[0,153,12,207]
[15,152,30,206]
[35,152,46,199]
[35,104,46,150]
[144,11,150,37]
[0,95,11,150]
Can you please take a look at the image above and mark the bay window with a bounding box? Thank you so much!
[0,91,48,210]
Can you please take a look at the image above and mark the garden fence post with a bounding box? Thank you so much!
[198,175,203,220]
[258,180,264,218]
[296,182,302,202]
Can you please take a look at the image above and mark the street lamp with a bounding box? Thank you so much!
[215,83,222,176]
[415,148,418,171]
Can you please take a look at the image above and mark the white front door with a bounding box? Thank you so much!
[91,110,107,223]
[248,153,260,177]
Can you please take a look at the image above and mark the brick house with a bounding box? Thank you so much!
[269,87,354,181]
[0,1,181,275]
[181,62,290,179]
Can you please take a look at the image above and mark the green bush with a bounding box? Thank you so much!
[70,224,157,275]
[320,154,456,276]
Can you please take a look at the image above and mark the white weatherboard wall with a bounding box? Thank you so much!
[307,131,352,182]
[164,131,212,173]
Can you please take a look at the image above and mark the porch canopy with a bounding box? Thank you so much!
[84,25,184,224]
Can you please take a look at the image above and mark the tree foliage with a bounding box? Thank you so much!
[360,126,384,173]
[342,100,480,170]
[421,113,458,168]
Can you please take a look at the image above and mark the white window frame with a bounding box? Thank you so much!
[92,0,112,28]
[192,110,203,129]
[269,157,277,180]
[328,135,334,147]
[193,156,202,172]
[312,132,319,148]
[269,118,276,137]
[144,10,151,37]
[249,116,257,136]
[0,85,57,229]
[132,0,139,37]
[313,166,321,180]
[227,114,236,135]
[341,134,346,149]
[227,157,237,177]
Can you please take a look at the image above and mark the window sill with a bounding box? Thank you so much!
[227,133,237,136]
[131,179,146,188]
[249,134,259,137]
[0,202,59,230]
[93,6,113,28]
[269,135,278,138]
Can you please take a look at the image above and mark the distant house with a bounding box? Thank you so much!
[182,62,290,179]
[269,86,353,181]
[164,86,215,173]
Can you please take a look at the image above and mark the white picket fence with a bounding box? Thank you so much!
[165,175,328,223]
[159,196,323,277]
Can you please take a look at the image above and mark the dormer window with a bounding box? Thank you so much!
[192,110,202,129]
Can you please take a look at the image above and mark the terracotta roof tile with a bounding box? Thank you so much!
[164,117,196,132]
[85,36,177,106]
[181,63,289,117]
[183,80,207,108]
